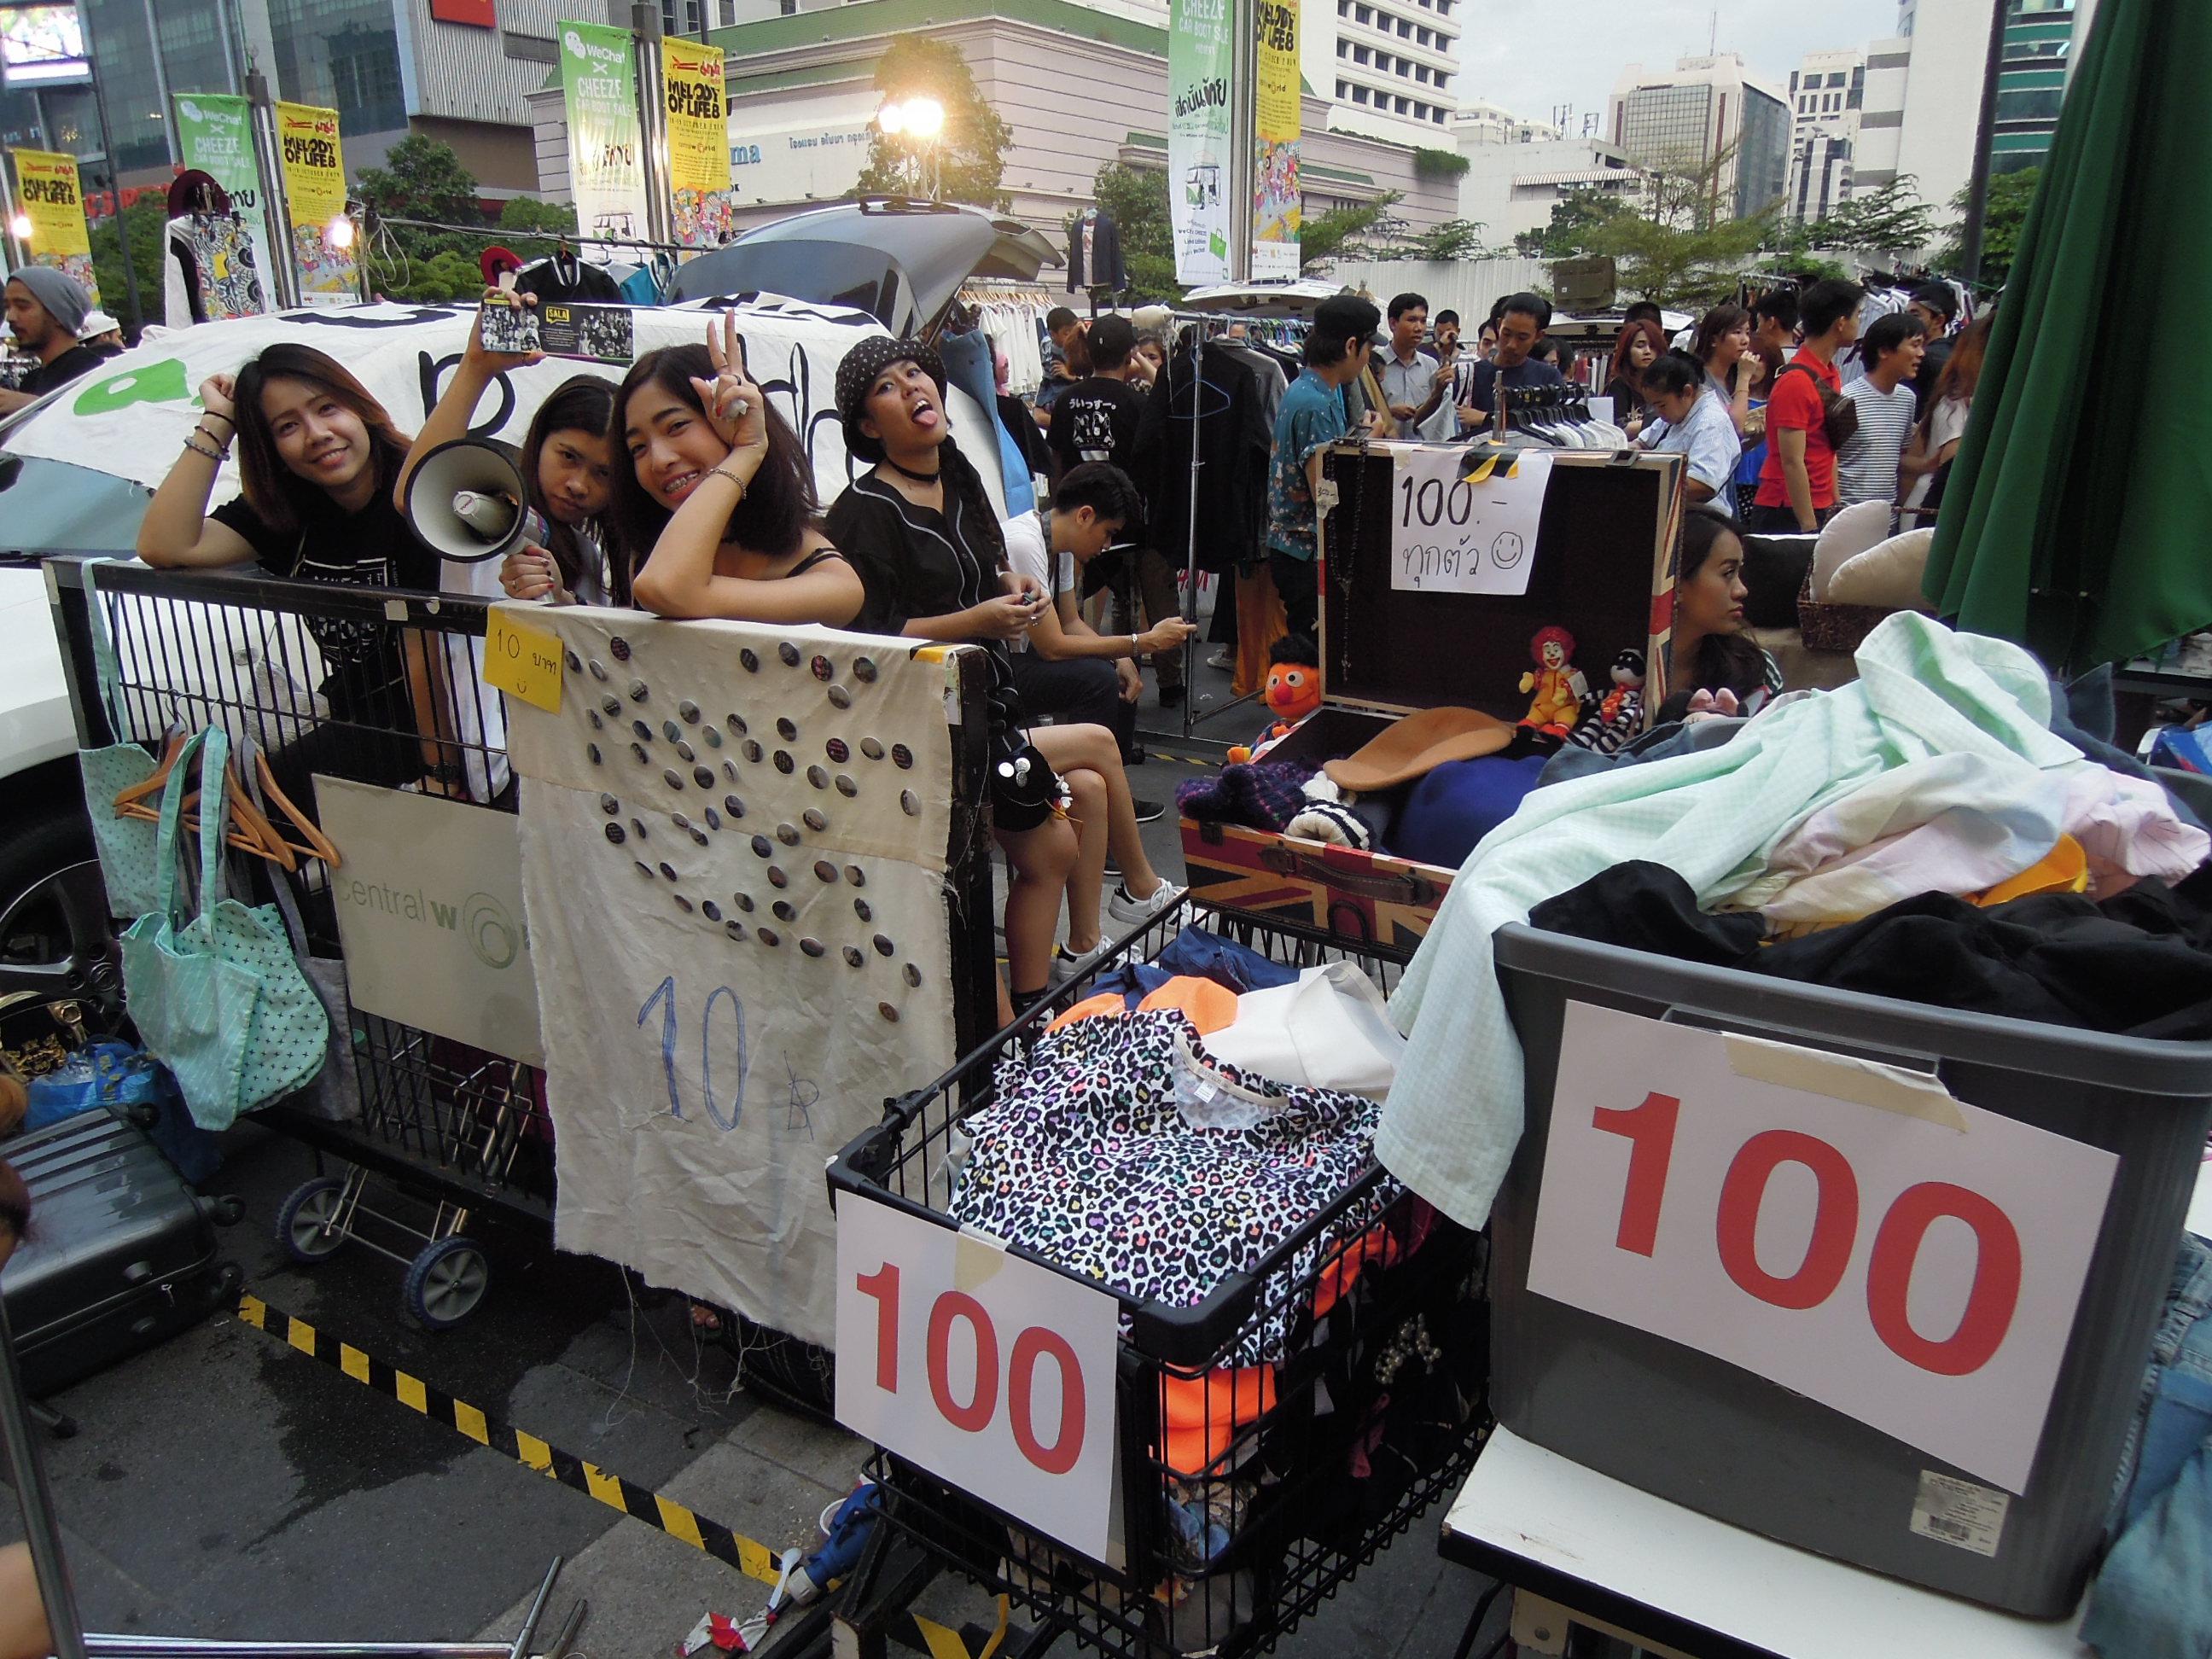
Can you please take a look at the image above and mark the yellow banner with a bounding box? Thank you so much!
[661,37,733,248]
[276,102,356,302]
[10,148,99,306]
[1253,0,1301,279]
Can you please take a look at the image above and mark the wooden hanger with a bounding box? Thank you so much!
[112,728,339,870]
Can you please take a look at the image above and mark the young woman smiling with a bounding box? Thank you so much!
[135,343,466,795]
[826,337,1179,1016]
[393,288,619,607]
[618,311,861,626]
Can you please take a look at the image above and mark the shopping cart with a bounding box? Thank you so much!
[824,903,1492,1658]
[48,560,546,1329]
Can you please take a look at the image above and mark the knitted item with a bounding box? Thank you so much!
[1288,800,1371,848]
[1174,760,1322,832]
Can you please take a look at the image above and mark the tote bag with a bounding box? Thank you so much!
[119,726,329,1130]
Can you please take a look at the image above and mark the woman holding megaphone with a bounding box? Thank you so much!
[393,288,620,608]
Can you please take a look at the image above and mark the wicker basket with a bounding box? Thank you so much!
[1797,567,1894,655]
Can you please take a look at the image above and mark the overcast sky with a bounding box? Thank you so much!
[1457,0,1902,135]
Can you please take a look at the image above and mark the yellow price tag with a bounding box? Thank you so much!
[483,606,565,713]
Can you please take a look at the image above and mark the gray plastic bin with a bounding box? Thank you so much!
[1488,922,2212,1618]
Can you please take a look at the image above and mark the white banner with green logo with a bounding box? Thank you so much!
[172,93,275,317]
[558,19,652,243]
[1168,0,1234,285]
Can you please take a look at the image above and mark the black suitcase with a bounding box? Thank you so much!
[1,1107,242,1398]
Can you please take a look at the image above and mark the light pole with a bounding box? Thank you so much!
[875,95,944,201]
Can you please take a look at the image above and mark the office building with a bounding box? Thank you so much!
[1854,0,2075,220]
[1607,55,1790,223]
[1321,0,1462,145]
[1784,48,1862,221]
[0,0,610,197]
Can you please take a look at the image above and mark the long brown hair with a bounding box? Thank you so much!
[604,345,819,607]
[1608,319,1668,390]
[230,343,413,536]
[1932,311,1991,408]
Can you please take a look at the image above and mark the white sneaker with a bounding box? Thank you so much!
[1047,941,1105,988]
[1108,878,1186,928]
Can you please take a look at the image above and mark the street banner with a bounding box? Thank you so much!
[276,102,355,306]
[172,93,274,318]
[558,19,652,244]
[9,147,97,304]
[1167,0,1233,284]
[1252,0,1301,279]
[661,37,732,250]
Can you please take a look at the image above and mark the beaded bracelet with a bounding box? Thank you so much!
[182,434,227,463]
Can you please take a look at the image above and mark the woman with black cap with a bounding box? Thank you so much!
[828,339,1180,1016]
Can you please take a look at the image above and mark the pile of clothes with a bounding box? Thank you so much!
[946,927,1484,1652]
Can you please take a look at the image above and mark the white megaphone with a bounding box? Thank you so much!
[400,438,550,564]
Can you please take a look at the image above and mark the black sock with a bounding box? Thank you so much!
[1012,985,1049,1013]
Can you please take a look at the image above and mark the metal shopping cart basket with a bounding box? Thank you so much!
[824,903,1491,1659]
[46,559,549,1329]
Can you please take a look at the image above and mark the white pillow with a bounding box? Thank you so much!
[1809,498,1895,600]
[1826,528,1936,612]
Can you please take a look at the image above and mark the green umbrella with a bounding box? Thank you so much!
[1922,0,2212,674]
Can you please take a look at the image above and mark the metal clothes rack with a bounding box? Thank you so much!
[364,212,701,259]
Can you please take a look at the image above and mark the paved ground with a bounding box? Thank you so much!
[3,644,1507,1659]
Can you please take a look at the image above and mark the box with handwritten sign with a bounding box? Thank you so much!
[1487,928,2212,1615]
[1178,443,1683,957]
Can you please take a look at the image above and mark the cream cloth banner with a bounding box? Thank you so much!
[502,602,972,1347]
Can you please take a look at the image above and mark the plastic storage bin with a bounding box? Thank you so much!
[827,905,1490,1658]
[1487,922,2212,1617]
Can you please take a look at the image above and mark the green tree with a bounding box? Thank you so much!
[1087,162,1181,302]
[87,199,168,334]
[357,135,482,231]
[1514,187,1632,258]
[1938,166,2038,287]
[1393,218,1487,262]
[1805,176,1936,255]
[1301,193,1401,268]
[852,38,1011,210]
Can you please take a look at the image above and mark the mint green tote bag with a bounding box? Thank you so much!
[119,726,329,1130]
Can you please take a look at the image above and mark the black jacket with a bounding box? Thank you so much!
[1065,211,1126,294]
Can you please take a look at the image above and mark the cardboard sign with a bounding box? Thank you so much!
[315,778,544,1066]
[484,606,564,711]
[1527,1001,2116,1494]
[836,1195,1120,1562]
[1388,447,1551,597]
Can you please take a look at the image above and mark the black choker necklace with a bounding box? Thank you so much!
[883,456,941,485]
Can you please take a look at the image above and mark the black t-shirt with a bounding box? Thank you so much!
[1911,335,1953,421]
[1464,357,1566,416]
[21,341,118,397]
[209,460,437,714]
[1046,375,1145,475]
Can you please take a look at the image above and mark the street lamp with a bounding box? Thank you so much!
[325,212,356,252]
[876,95,946,200]
[8,212,30,242]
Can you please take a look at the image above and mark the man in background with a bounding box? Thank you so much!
[1035,306,1090,422]
[1379,292,1443,433]
[1457,292,1565,428]
[0,269,116,414]
[1750,278,1862,532]
[1906,282,1957,418]
[1266,293,1379,637]
[1837,311,1928,509]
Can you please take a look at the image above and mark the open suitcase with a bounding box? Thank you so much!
[1180,442,1685,954]
[1,1106,242,1399]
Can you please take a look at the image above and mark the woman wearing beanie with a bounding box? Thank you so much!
[826,339,1179,1016]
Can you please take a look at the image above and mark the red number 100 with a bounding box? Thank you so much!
[854,1264,1087,1473]
[1593,1093,2023,1376]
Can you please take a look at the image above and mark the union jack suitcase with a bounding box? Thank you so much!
[1179,441,1684,958]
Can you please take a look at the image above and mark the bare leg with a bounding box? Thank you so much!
[1062,765,1109,954]
[1030,724,1166,898]
[996,815,1078,998]
[0,1543,49,1659]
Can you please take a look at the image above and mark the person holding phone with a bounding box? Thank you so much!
[615,312,862,626]
[393,289,620,607]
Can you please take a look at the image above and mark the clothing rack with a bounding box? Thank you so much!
[364,211,698,259]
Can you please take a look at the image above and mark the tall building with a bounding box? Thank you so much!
[1607,55,1789,222]
[1784,48,1862,221]
[1450,103,1643,245]
[0,0,608,195]
[1854,0,2075,221]
[1320,0,1461,144]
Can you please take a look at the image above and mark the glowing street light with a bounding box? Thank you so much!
[326,212,356,252]
[8,212,31,242]
[875,95,946,198]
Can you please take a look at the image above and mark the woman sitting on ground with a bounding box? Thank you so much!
[134,343,463,795]
[396,289,619,607]
[609,312,863,627]
[825,337,1179,1017]
[1658,506,1784,723]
